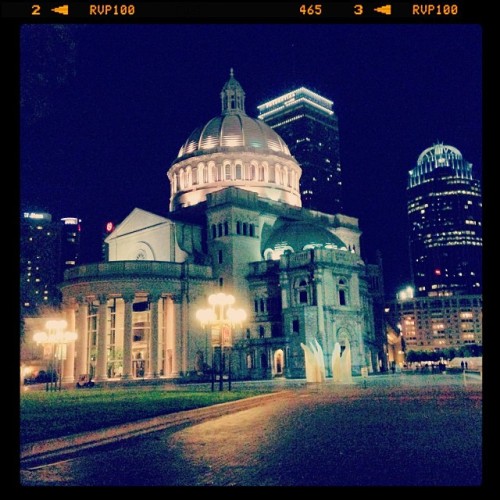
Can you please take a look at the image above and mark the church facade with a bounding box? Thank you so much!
[57,71,387,383]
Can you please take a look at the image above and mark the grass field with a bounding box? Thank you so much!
[20,387,264,444]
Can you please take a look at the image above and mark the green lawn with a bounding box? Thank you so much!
[20,387,264,444]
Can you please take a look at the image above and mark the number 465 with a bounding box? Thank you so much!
[300,4,322,15]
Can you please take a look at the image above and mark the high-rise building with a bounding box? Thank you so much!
[257,87,342,213]
[60,217,81,268]
[20,211,81,315]
[407,143,482,297]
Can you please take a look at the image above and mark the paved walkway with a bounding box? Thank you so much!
[19,372,483,487]
[20,372,481,463]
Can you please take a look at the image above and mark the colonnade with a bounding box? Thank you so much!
[60,293,183,383]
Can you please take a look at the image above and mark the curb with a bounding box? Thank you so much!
[20,390,292,463]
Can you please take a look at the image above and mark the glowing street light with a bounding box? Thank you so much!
[196,293,246,391]
[33,319,77,391]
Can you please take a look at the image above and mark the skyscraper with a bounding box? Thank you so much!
[407,143,482,296]
[21,211,81,315]
[257,87,342,213]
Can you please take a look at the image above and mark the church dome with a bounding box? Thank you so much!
[263,221,347,260]
[177,114,291,160]
[177,69,290,160]
[167,70,302,212]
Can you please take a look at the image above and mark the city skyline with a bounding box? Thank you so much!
[20,23,482,297]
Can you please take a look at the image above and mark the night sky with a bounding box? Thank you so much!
[19,23,482,297]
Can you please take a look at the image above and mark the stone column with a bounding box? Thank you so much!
[94,294,108,381]
[63,300,77,383]
[75,297,88,377]
[121,293,134,379]
[164,296,177,377]
[180,294,189,376]
[146,293,160,378]
[172,297,182,376]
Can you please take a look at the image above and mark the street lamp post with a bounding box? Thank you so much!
[33,319,77,392]
[196,293,246,392]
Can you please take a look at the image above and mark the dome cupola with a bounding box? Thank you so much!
[168,70,302,212]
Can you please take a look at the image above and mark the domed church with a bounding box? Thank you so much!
[59,71,387,383]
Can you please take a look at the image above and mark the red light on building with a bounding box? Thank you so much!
[434,269,441,276]
[105,221,114,233]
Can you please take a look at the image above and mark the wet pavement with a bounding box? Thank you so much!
[19,372,483,487]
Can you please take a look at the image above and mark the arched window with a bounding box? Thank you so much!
[202,164,208,183]
[218,223,223,237]
[235,164,242,180]
[224,221,229,235]
[211,224,217,239]
[225,163,232,180]
[192,166,198,185]
[338,278,349,306]
[259,326,265,338]
[296,278,310,305]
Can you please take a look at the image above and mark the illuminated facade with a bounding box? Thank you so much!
[386,293,482,351]
[257,87,342,213]
[47,71,385,383]
[407,143,482,296]
[20,211,81,315]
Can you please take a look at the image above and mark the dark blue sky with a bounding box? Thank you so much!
[20,23,482,297]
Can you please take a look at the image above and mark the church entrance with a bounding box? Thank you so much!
[274,349,284,376]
